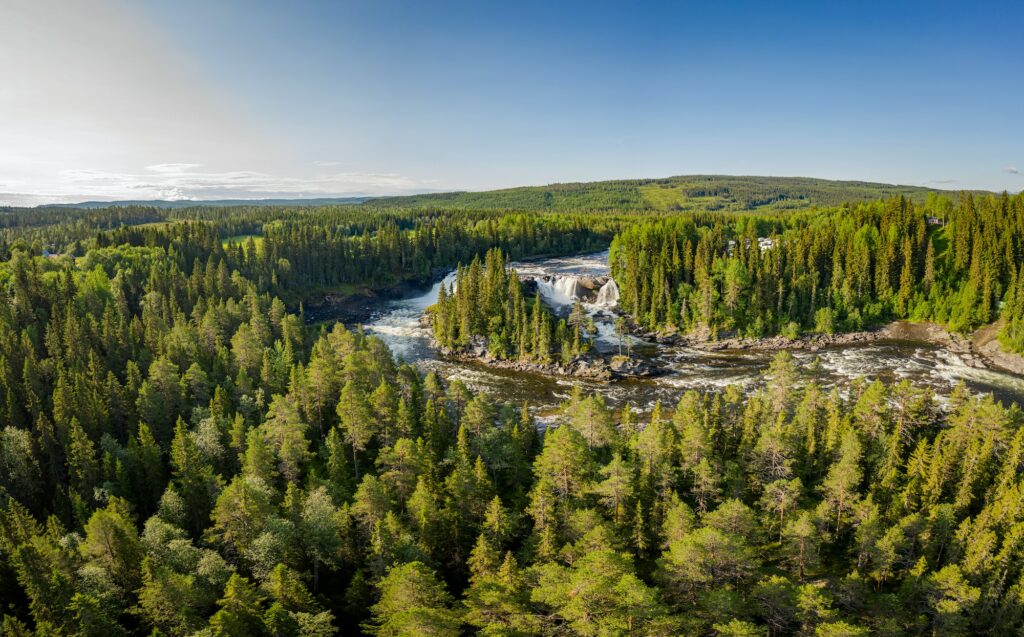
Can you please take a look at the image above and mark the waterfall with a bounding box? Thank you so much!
[535,274,618,309]
[535,275,583,308]
[594,278,619,307]
[553,276,583,302]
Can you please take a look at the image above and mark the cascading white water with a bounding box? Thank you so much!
[365,271,456,359]
[594,278,619,307]
[533,274,624,350]
[535,275,584,308]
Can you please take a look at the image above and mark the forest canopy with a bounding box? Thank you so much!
[1,177,1024,635]
[610,192,1024,353]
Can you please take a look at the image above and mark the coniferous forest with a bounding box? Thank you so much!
[610,192,1024,349]
[430,248,596,364]
[2,178,1024,636]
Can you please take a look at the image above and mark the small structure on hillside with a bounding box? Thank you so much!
[727,237,776,255]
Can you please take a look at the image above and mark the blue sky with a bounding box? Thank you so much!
[2,0,1021,204]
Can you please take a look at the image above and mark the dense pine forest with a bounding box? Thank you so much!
[610,192,1024,353]
[430,248,596,364]
[0,206,614,305]
[2,177,1024,636]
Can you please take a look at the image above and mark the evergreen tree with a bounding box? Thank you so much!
[364,562,462,637]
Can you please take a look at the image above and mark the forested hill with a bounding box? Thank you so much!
[369,175,973,213]
[9,175,997,215]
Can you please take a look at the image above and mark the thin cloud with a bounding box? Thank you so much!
[146,163,203,174]
[926,179,960,185]
[1005,166,1020,175]
[1,166,439,205]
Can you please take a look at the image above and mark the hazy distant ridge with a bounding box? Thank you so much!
[368,175,986,213]
[36,196,372,209]
[28,175,992,211]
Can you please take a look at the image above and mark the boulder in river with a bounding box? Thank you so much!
[609,356,662,378]
[570,357,613,380]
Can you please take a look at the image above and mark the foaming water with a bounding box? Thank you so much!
[364,272,453,361]
[536,276,584,308]
[595,278,620,307]
[362,252,1024,412]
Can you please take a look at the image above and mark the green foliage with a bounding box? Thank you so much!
[610,192,1024,345]
[365,562,462,636]
[2,182,1024,636]
[431,247,587,362]
[370,175,945,213]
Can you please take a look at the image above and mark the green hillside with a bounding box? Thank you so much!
[371,175,969,212]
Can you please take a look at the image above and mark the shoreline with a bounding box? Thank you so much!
[434,319,1024,383]
[642,320,1024,375]
[435,342,663,382]
[973,320,1024,375]
[302,270,445,325]
[438,347,614,381]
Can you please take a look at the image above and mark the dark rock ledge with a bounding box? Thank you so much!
[436,341,664,381]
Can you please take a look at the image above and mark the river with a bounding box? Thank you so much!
[363,251,1024,416]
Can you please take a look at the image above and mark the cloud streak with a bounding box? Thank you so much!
[1005,166,1020,175]
[1,164,436,205]
[146,163,204,174]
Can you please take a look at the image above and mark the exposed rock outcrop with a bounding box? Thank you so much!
[436,341,666,381]
[973,321,1024,375]
[636,320,1024,373]
[438,345,614,380]
[609,356,660,377]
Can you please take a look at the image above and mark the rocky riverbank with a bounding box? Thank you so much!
[639,320,1023,373]
[648,328,891,353]
[303,271,446,325]
[434,317,1024,384]
[973,321,1024,375]
[436,339,663,381]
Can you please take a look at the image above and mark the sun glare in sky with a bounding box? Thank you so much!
[2,0,1022,205]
